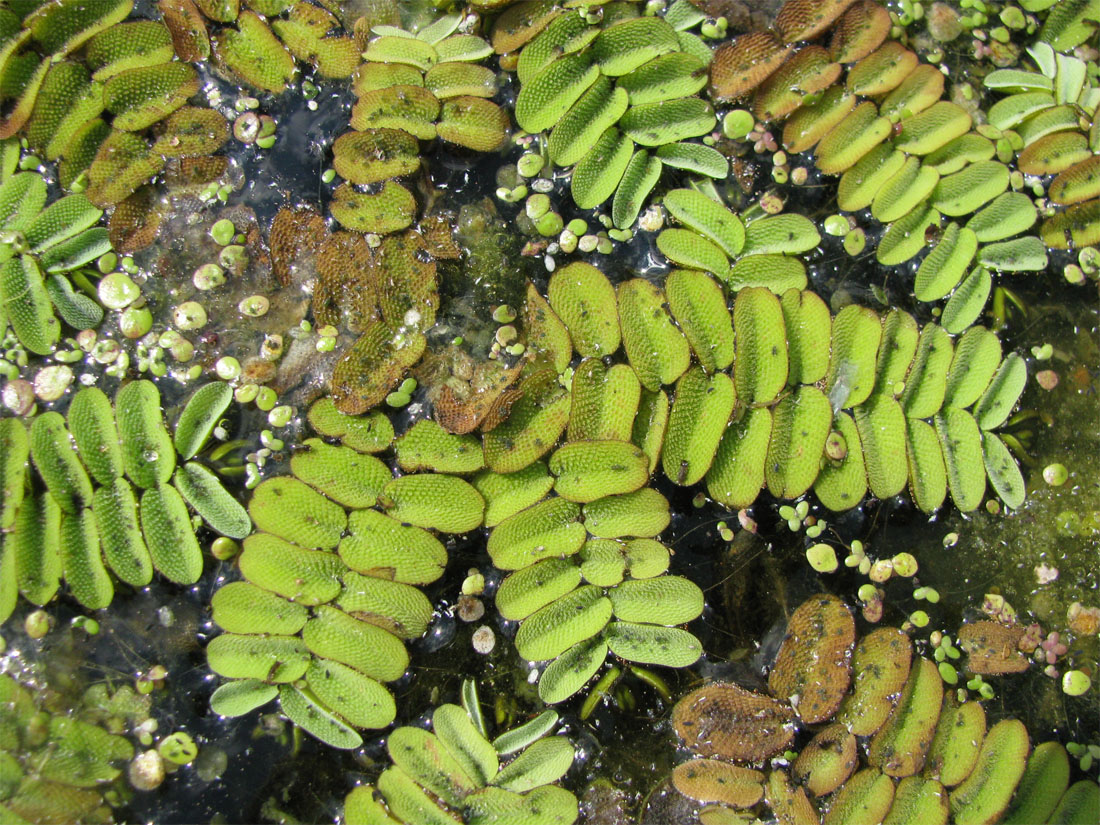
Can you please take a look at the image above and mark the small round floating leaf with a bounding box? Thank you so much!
[515,585,612,662]
[1001,742,1070,825]
[93,477,152,586]
[209,680,278,718]
[303,605,409,683]
[538,637,607,705]
[30,411,93,514]
[279,684,363,750]
[60,508,112,610]
[568,360,641,444]
[515,52,599,134]
[547,262,620,358]
[867,657,944,777]
[306,659,396,731]
[617,278,691,391]
[793,724,858,797]
[239,532,344,606]
[174,462,251,539]
[571,126,633,210]
[248,476,346,549]
[549,440,649,503]
[491,736,575,792]
[906,418,948,513]
[604,622,701,668]
[583,488,669,538]
[212,581,308,636]
[949,719,1030,825]
[207,634,309,683]
[672,681,796,762]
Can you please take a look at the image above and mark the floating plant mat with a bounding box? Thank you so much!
[0,0,1096,822]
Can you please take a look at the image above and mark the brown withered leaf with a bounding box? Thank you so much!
[958,621,1029,675]
[269,205,327,287]
[108,186,163,253]
[315,231,380,331]
[769,593,856,724]
[672,682,796,762]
